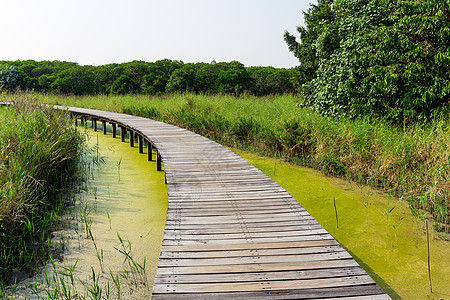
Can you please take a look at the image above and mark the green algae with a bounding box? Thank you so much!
[82,125,168,287]
[234,149,449,300]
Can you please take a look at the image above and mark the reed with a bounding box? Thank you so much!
[115,233,148,288]
[0,97,85,285]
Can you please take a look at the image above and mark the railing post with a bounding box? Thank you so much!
[157,150,162,171]
[102,120,107,135]
[129,130,134,147]
[112,123,116,138]
[120,126,126,142]
[147,142,153,161]
[138,135,143,153]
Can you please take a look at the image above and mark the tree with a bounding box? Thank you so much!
[284,0,337,86]
[287,0,450,123]
[217,61,250,95]
[166,63,199,93]
[142,59,183,94]
[248,67,294,95]
[110,75,137,95]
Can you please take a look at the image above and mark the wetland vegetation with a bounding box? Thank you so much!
[0,100,84,286]
[1,121,167,299]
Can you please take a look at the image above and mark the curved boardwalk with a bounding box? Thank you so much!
[61,106,389,299]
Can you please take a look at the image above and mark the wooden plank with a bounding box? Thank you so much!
[161,234,334,246]
[166,206,307,215]
[155,259,360,275]
[164,212,314,224]
[166,204,304,213]
[160,224,323,235]
[152,275,375,293]
[166,194,295,203]
[157,251,352,267]
[167,200,300,209]
[163,218,319,230]
[162,229,328,240]
[160,240,339,252]
[151,285,387,299]
[167,188,288,197]
[166,196,300,204]
[159,245,345,259]
[165,207,307,217]
[153,266,366,284]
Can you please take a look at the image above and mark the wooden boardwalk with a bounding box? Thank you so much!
[60,106,389,299]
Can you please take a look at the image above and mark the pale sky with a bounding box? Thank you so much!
[0,0,310,68]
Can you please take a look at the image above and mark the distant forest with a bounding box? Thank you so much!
[0,59,297,96]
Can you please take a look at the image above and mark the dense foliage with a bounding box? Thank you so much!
[285,0,450,124]
[0,100,84,284]
[0,59,296,96]
[0,65,20,91]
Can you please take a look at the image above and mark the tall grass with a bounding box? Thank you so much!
[35,92,450,233]
[0,97,85,285]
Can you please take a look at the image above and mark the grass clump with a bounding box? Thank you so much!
[0,97,85,285]
[35,92,450,233]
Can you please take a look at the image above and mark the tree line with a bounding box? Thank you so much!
[0,59,296,96]
[285,0,449,124]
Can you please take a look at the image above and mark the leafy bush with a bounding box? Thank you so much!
[0,65,20,91]
[286,0,450,124]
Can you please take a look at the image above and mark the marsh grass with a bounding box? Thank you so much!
[115,233,148,289]
[0,97,85,285]
[35,92,450,233]
[0,126,152,299]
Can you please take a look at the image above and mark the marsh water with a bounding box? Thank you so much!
[7,123,449,300]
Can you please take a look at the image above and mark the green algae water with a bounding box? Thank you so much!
[7,124,168,299]
[234,149,449,300]
[76,126,168,289]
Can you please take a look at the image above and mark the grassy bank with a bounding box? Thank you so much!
[0,99,85,285]
[35,93,449,233]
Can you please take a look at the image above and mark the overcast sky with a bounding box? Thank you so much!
[0,0,310,68]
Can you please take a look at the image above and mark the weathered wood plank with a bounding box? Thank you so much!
[160,240,339,252]
[161,234,334,246]
[161,224,323,236]
[155,259,360,275]
[151,285,387,299]
[153,266,366,284]
[157,251,352,267]
[152,275,375,293]
[159,245,345,259]
[162,218,320,230]
[162,229,329,240]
